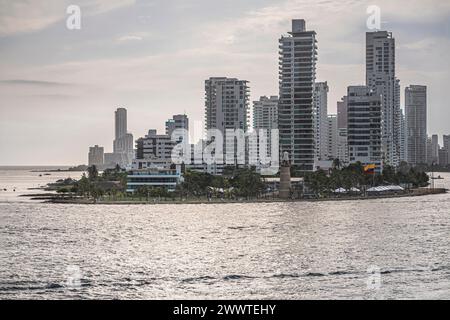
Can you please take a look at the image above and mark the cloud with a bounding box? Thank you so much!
[0,79,70,87]
[0,0,135,36]
[116,34,146,43]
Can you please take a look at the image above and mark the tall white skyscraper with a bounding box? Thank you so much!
[405,85,427,166]
[279,19,317,171]
[347,86,383,171]
[314,82,329,161]
[366,31,401,167]
[205,77,249,164]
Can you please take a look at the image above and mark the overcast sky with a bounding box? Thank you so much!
[0,0,449,165]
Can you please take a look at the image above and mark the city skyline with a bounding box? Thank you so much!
[0,0,449,165]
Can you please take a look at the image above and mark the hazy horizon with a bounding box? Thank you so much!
[1,0,449,166]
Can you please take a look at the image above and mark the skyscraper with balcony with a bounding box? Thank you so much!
[405,85,427,166]
[366,31,401,167]
[204,77,249,164]
[347,86,382,171]
[278,19,317,171]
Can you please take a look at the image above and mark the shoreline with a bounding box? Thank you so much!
[31,188,447,205]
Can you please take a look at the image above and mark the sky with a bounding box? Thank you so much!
[0,0,449,165]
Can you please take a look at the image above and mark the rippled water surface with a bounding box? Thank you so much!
[1,168,449,299]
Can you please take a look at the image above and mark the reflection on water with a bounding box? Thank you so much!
[0,169,449,299]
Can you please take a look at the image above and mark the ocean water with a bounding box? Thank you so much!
[0,168,449,300]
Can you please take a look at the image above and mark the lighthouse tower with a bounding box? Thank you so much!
[279,151,291,199]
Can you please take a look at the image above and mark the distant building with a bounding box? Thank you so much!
[337,128,349,166]
[253,96,278,159]
[337,96,349,166]
[278,19,317,171]
[426,137,433,166]
[337,96,348,130]
[438,148,448,166]
[430,134,440,165]
[110,108,134,167]
[134,129,176,169]
[405,85,427,166]
[347,86,382,172]
[326,114,338,160]
[443,135,450,165]
[399,109,408,163]
[104,153,129,167]
[314,82,329,161]
[165,114,189,137]
[88,145,104,167]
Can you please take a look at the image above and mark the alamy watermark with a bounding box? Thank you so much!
[65,265,83,289]
[170,128,280,176]
[366,5,381,30]
[66,5,81,30]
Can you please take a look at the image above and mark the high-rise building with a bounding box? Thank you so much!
[253,96,278,159]
[405,85,427,166]
[205,77,249,164]
[88,145,104,167]
[115,108,127,142]
[337,96,348,130]
[430,134,440,165]
[399,109,408,163]
[438,148,449,166]
[314,82,329,161]
[347,86,382,172]
[366,31,401,167]
[326,114,338,160]
[278,19,317,170]
[443,135,450,165]
[253,96,278,130]
[337,128,349,166]
[426,137,433,165]
[112,107,134,166]
[165,114,189,137]
[336,96,349,166]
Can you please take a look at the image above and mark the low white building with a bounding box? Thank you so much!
[126,166,183,193]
